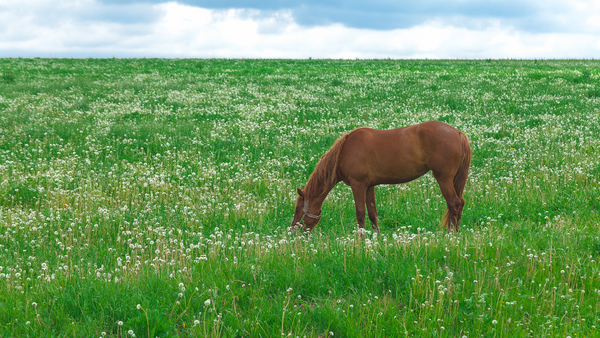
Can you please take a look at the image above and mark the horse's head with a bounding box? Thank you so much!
[289,188,321,232]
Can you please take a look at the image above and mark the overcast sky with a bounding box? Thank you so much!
[1,0,599,58]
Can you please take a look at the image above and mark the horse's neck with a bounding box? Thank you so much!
[306,177,337,207]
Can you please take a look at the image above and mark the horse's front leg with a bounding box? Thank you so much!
[350,182,367,231]
[366,186,379,232]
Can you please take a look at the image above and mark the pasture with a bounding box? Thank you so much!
[0,58,599,337]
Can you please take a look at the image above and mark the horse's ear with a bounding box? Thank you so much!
[297,188,304,198]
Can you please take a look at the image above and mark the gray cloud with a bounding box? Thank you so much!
[94,0,585,33]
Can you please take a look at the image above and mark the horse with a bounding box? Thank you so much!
[290,121,471,232]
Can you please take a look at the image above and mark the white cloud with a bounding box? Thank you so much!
[0,1,599,58]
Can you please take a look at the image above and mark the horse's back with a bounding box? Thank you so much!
[415,121,465,178]
[337,121,464,185]
[415,121,462,143]
[337,125,425,185]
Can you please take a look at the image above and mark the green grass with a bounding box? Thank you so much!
[0,58,599,337]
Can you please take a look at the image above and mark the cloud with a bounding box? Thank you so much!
[1,0,160,27]
[0,1,599,58]
[93,0,600,33]
[0,0,160,56]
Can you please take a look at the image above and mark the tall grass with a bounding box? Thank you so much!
[0,58,599,337]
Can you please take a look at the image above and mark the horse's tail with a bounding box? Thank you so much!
[441,131,471,228]
[454,131,471,199]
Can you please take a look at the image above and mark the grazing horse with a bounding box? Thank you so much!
[290,121,471,232]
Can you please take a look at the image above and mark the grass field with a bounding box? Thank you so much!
[1,58,599,337]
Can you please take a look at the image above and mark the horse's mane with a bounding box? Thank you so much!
[304,130,355,198]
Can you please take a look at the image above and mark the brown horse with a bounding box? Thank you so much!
[290,121,471,232]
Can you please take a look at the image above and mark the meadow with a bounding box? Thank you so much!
[0,58,599,337]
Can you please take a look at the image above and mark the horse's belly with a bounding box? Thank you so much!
[371,163,430,185]
[340,157,429,186]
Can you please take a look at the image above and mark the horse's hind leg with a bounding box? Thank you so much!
[366,186,379,232]
[434,177,462,231]
[456,196,466,227]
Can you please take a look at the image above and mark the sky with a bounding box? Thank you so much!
[1,0,599,58]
